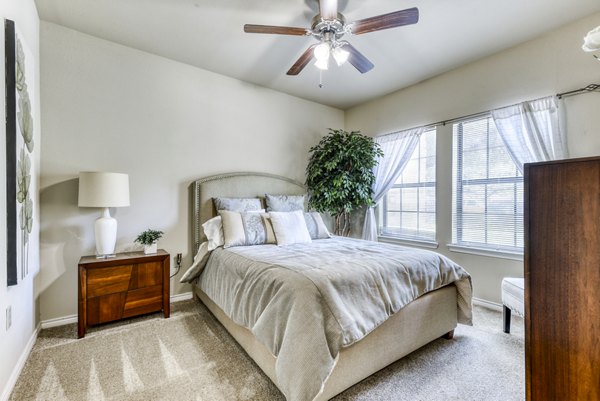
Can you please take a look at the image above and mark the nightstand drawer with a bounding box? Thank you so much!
[87,293,126,325]
[130,262,163,289]
[123,285,163,317]
[87,265,132,297]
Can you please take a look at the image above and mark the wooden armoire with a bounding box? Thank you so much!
[524,156,600,401]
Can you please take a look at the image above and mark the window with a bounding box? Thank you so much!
[380,129,436,242]
[452,116,523,253]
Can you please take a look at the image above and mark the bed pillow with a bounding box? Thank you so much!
[219,210,276,248]
[269,210,312,246]
[180,242,210,283]
[202,216,224,250]
[304,212,331,240]
[265,194,305,212]
[213,197,262,212]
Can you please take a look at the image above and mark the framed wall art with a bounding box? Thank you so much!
[5,19,36,286]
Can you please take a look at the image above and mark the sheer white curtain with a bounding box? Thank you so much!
[491,96,568,173]
[362,127,424,241]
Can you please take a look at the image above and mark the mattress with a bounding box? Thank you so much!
[196,236,472,401]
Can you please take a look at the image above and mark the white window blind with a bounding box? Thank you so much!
[380,129,436,241]
[452,116,524,252]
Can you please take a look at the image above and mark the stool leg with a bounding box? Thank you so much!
[503,305,511,333]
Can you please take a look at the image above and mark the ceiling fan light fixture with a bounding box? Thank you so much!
[332,46,350,66]
[314,42,331,61]
[582,26,600,52]
[244,5,420,76]
[320,0,338,21]
[314,58,329,70]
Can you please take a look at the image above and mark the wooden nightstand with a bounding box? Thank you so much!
[78,250,170,338]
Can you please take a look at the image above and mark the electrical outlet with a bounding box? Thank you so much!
[6,306,12,331]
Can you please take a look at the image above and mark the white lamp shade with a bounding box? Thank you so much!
[78,172,130,207]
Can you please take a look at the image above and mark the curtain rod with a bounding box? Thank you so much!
[556,83,600,99]
[379,83,600,136]
[426,84,600,128]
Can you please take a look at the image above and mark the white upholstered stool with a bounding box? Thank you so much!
[501,277,524,333]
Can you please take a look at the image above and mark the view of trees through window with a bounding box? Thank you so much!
[452,117,524,251]
[380,129,436,241]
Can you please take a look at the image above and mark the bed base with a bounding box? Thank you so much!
[195,284,458,401]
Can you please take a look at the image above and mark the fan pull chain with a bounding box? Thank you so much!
[319,70,324,88]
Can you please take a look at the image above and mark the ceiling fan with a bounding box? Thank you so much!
[243,0,419,76]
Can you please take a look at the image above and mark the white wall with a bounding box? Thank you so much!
[0,0,40,399]
[39,22,344,322]
[346,13,600,303]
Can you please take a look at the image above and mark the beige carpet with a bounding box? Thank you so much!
[10,299,524,401]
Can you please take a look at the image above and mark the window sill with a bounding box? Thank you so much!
[378,236,439,249]
[447,244,523,261]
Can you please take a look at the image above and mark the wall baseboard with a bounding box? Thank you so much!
[473,297,503,312]
[170,292,193,303]
[40,292,194,329]
[1,323,40,401]
[40,314,77,329]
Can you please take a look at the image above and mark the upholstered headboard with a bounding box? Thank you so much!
[190,172,306,253]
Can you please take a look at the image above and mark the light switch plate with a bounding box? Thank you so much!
[6,306,12,331]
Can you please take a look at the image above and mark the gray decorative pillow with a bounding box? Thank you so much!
[213,197,262,212]
[219,210,276,248]
[304,212,331,239]
[265,194,305,212]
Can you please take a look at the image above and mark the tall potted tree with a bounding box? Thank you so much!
[306,129,383,236]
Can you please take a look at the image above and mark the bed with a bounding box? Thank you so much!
[188,172,473,401]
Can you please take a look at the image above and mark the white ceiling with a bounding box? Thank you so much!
[35,0,600,109]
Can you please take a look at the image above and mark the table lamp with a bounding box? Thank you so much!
[78,172,130,258]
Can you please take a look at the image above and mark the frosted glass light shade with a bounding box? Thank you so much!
[332,47,349,66]
[314,42,330,61]
[582,26,600,52]
[78,172,130,207]
[314,58,329,70]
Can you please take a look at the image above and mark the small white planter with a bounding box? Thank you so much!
[143,243,158,254]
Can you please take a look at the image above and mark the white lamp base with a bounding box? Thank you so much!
[95,207,117,258]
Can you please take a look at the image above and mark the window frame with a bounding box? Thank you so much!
[379,129,437,243]
[452,115,524,255]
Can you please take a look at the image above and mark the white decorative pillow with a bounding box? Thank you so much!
[304,212,331,239]
[213,197,262,212]
[219,210,276,248]
[269,210,312,246]
[202,216,224,251]
[265,194,305,212]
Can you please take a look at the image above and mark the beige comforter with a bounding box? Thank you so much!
[196,237,472,401]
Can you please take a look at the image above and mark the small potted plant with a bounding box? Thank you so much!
[135,229,164,254]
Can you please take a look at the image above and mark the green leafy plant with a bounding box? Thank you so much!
[134,229,164,245]
[306,129,383,236]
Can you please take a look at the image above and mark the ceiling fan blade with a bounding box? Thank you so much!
[350,7,419,35]
[343,43,374,73]
[244,24,308,36]
[287,44,318,75]
[319,0,338,20]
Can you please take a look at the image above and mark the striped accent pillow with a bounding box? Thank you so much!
[219,210,275,248]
